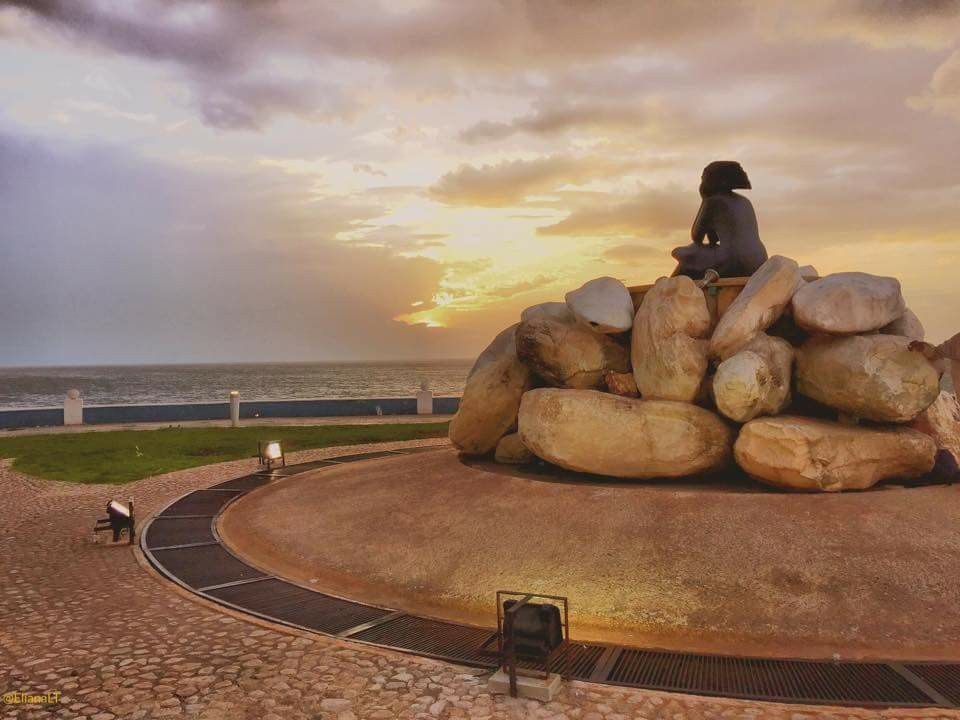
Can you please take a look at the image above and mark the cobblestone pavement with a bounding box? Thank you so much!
[2,439,957,720]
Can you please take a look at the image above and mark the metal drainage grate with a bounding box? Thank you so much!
[151,544,266,588]
[514,642,606,680]
[159,489,244,517]
[205,578,392,635]
[326,450,400,463]
[351,614,497,668]
[212,474,274,491]
[144,516,216,548]
[560,643,606,680]
[906,664,960,706]
[606,649,933,707]
[264,460,343,477]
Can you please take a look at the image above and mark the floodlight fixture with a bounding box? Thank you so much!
[488,590,570,697]
[94,498,135,544]
[258,440,286,469]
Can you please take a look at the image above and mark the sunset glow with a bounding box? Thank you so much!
[1,1,959,364]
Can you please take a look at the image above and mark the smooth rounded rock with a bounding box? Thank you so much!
[734,416,936,491]
[631,275,711,402]
[520,301,573,324]
[710,255,803,360]
[792,272,905,335]
[449,324,533,455]
[603,370,639,398]
[518,388,733,479]
[796,334,940,422]
[565,276,634,333]
[881,308,925,341]
[910,391,960,459]
[494,433,535,465]
[713,334,793,423]
[517,309,629,389]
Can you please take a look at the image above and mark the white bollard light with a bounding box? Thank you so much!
[64,389,83,426]
[229,390,240,427]
[416,380,433,415]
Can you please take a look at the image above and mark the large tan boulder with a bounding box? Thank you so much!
[734,416,936,491]
[710,256,803,360]
[518,388,733,479]
[565,276,634,333]
[796,334,940,422]
[880,308,925,341]
[631,276,711,402]
[517,307,629,389]
[494,433,535,465]
[713,334,793,423]
[449,324,533,455]
[791,272,905,335]
[910,391,960,458]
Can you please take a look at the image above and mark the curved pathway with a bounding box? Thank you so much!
[1,440,957,720]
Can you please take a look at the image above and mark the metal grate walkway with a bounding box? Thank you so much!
[141,446,960,709]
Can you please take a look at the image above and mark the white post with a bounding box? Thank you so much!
[416,380,433,415]
[64,389,83,426]
[229,391,240,427]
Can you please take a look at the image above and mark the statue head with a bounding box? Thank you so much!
[700,161,751,198]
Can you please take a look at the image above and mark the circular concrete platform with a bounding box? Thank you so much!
[217,447,960,661]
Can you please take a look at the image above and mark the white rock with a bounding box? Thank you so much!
[791,272,905,335]
[449,324,533,455]
[518,388,733,479]
[517,309,629,389]
[734,416,936,491]
[713,334,793,423]
[880,308,925,341]
[796,334,940,423]
[710,255,804,360]
[565,276,634,333]
[631,275,711,402]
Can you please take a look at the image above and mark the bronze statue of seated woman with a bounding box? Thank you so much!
[671,161,768,280]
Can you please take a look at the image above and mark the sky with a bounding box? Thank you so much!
[1,1,959,366]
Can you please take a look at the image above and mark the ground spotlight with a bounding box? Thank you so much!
[485,590,570,700]
[94,499,135,544]
[258,440,286,469]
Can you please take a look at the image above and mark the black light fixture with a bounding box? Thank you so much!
[94,499,135,544]
[258,440,285,469]
[493,591,570,697]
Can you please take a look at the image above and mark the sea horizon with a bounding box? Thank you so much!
[0,360,473,410]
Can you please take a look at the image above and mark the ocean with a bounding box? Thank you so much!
[0,361,473,410]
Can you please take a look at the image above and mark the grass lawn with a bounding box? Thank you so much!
[0,422,449,485]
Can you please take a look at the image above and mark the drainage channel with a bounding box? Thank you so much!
[140,447,959,710]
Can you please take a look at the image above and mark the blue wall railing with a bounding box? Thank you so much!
[0,396,460,430]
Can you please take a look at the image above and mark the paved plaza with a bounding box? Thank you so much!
[2,439,957,720]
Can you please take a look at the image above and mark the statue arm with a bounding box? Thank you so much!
[691,197,718,245]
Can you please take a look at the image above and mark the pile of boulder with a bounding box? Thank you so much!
[449,256,959,492]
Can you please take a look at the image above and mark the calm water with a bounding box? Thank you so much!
[0,361,473,409]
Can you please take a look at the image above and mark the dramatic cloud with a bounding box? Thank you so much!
[1,1,960,364]
[537,188,693,238]
[910,49,960,119]
[430,155,634,207]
